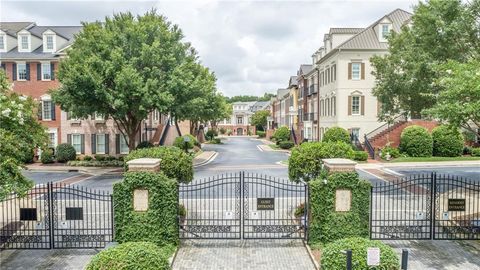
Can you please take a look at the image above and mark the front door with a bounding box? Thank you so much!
[237,128,243,135]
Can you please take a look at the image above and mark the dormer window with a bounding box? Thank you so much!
[43,32,56,52]
[0,34,5,52]
[18,33,31,52]
[379,23,392,42]
[46,35,54,50]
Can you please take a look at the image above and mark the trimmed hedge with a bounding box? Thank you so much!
[399,125,433,157]
[309,172,371,244]
[40,149,54,164]
[273,126,290,143]
[86,242,172,270]
[352,151,368,161]
[322,127,351,145]
[56,143,76,163]
[288,141,354,182]
[256,131,266,138]
[472,148,480,157]
[321,237,399,270]
[124,146,193,183]
[379,146,401,160]
[173,134,198,150]
[113,172,178,247]
[67,160,123,167]
[432,126,464,157]
[136,141,154,149]
[205,129,218,141]
[279,140,295,149]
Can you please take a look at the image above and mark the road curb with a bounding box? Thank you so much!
[193,151,218,168]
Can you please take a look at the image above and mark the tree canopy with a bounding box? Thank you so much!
[0,70,48,199]
[53,10,222,149]
[371,0,480,120]
[250,110,270,131]
[225,93,275,103]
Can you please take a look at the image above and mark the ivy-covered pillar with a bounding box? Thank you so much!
[308,158,371,244]
[112,158,179,246]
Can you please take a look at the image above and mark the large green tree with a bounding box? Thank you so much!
[52,11,202,150]
[0,70,48,199]
[424,60,480,137]
[371,0,479,120]
[250,110,270,131]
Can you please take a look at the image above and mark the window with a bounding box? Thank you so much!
[20,35,29,50]
[96,134,106,154]
[332,97,336,116]
[17,63,27,80]
[351,128,360,141]
[72,134,82,154]
[42,63,51,80]
[352,96,360,115]
[237,117,243,124]
[381,24,390,39]
[326,99,330,116]
[42,100,52,120]
[332,65,336,82]
[120,135,129,154]
[46,35,54,50]
[94,113,104,120]
[154,109,159,121]
[352,63,361,80]
[326,68,330,84]
[320,100,324,116]
[48,132,55,148]
[0,34,5,51]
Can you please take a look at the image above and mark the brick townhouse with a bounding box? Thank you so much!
[0,22,186,157]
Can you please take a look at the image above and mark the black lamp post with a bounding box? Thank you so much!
[183,135,191,154]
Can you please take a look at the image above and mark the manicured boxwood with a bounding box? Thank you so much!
[40,149,54,164]
[288,141,354,182]
[379,146,401,160]
[272,126,290,143]
[113,172,178,247]
[399,125,433,157]
[173,134,198,150]
[136,141,154,149]
[56,143,77,163]
[309,173,371,244]
[472,148,480,157]
[67,160,124,167]
[124,146,193,183]
[256,131,266,138]
[321,237,399,270]
[432,126,464,157]
[322,127,351,145]
[205,129,218,141]
[352,151,368,161]
[279,140,295,149]
[86,242,172,270]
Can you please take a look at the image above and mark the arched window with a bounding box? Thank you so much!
[332,97,336,116]
[320,100,324,116]
[326,99,330,116]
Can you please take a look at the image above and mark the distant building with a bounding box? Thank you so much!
[218,101,269,135]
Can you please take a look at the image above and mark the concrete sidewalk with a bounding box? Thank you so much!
[193,151,217,167]
[25,163,121,175]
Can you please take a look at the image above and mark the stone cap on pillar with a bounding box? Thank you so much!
[126,158,161,172]
[322,158,357,173]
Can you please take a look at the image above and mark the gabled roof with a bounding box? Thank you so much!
[288,76,298,87]
[29,26,82,40]
[298,64,313,76]
[0,22,35,37]
[329,28,363,35]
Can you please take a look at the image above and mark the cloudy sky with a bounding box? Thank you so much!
[2,0,417,97]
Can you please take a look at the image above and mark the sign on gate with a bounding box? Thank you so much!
[448,199,466,211]
[257,198,274,210]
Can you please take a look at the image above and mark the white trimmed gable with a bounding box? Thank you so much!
[42,29,57,53]
[17,29,31,52]
[376,18,393,42]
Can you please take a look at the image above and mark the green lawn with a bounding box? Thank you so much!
[268,144,280,150]
[389,156,480,163]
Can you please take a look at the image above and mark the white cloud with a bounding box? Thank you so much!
[1,0,417,97]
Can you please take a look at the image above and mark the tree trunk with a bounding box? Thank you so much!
[128,131,137,151]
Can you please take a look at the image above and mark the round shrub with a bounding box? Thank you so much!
[205,129,218,141]
[352,151,368,161]
[321,237,399,270]
[124,146,193,183]
[431,126,464,157]
[288,141,354,182]
[173,134,197,150]
[279,140,295,149]
[399,125,433,157]
[256,131,266,138]
[219,127,226,135]
[136,141,154,149]
[322,127,351,145]
[379,146,401,160]
[472,148,480,157]
[273,126,290,143]
[83,155,93,161]
[86,242,171,270]
[40,149,54,164]
[56,143,76,163]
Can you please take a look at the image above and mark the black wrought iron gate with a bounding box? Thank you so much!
[179,172,307,240]
[0,182,113,249]
[370,173,480,240]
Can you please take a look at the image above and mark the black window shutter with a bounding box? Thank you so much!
[26,63,30,80]
[37,63,41,80]
[50,101,55,120]
[51,63,55,80]
[1,63,5,71]
[12,63,16,81]
[80,134,85,154]
[67,134,72,144]
[115,134,120,154]
[105,134,110,154]
[37,101,43,120]
[91,134,96,154]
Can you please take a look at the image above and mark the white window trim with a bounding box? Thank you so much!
[47,128,58,149]
[96,134,106,154]
[16,61,27,81]
[42,100,52,121]
[351,96,361,116]
[94,112,105,121]
[351,63,361,80]
[41,62,51,81]
[43,33,56,52]
[0,33,6,52]
[379,23,391,42]
[18,33,31,52]
[72,134,82,154]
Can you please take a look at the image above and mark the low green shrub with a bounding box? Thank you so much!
[94,154,106,161]
[205,129,218,141]
[432,126,464,157]
[288,141,354,182]
[294,203,305,218]
[472,148,480,157]
[273,126,290,143]
[279,140,295,149]
[463,146,472,155]
[105,155,117,161]
[124,146,193,183]
[40,149,54,164]
[56,143,76,163]
[67,160,124,167]
[257,131,266,138]
[321,237,399,270]
[322,127,351,145]
[86,242,172,270]
[352,151,368,161]
[399,125,433,157]
[173,134,197,150]
[219,127,226,135]
[227,129,232,135]
[379,146,401,160]
[136,141,154,149]
[83,155,93,161]
[211,138,222,144]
